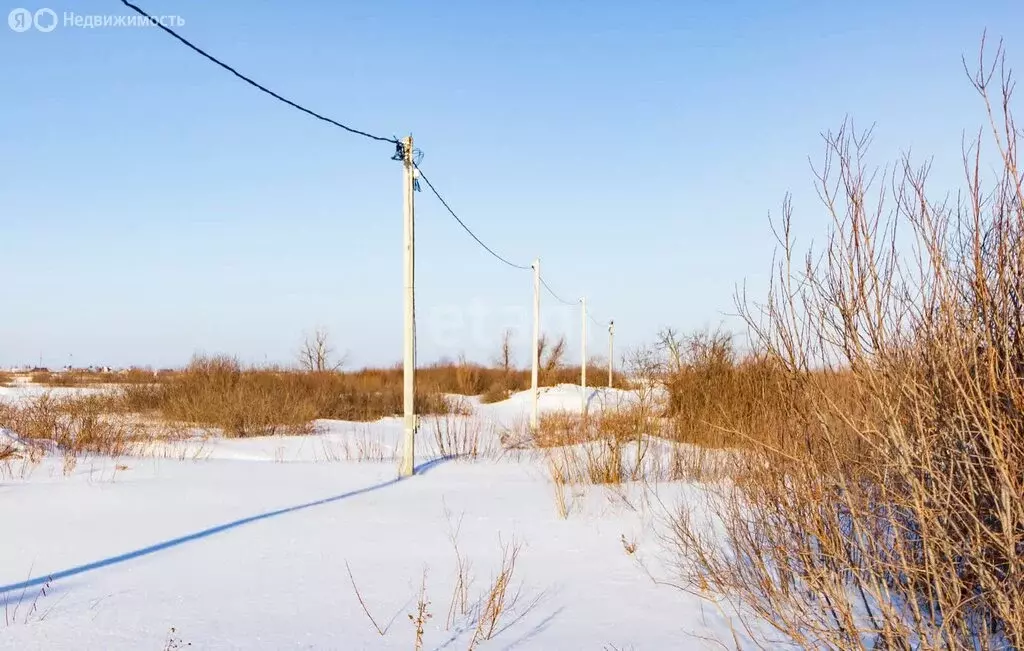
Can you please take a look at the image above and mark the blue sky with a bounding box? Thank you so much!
[1,0,1021,369]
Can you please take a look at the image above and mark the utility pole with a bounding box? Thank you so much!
[400,135,416,477]
[580,296,587,414]
[530,258,541,430]
[608,320,614,388]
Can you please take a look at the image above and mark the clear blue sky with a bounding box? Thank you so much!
[1,0,1020,369]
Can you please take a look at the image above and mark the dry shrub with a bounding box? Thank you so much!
[533,411,591,448]
[537,409,679,489]
[663,335,795,449]
[0,393,139,457]
[421,331,624,398]
[674,41,1024,650]
[0,372,14,387]
[427,413,483,459]
[534,408,652,448]
[103,367,170,385]
[479,383,511,404]
[11,334,624,444]
[121,355,451,437]
[30,371,80,387]
[29,368,164,387]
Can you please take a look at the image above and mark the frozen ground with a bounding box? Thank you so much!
[0,384,748,650]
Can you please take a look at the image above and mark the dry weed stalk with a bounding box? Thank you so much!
[61,450,77,477]
[620,534,638,556]
[443,507,474,630]
[162,627,192,650]
[3,576,54,627]
[547,456,573,519]
[468,537,523,648]
[409,569,431,651]
[345,561,391,637]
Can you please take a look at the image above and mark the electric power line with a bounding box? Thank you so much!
[120,0,396,145]
[539,275,577,306]
[414,165,532,271]
[123,0,608,332]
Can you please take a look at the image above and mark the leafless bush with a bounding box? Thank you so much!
[121,355,451,437]
[0,393,141,458]
[297,327,346,372]
[496,329,515,376]
[674,38,1024,650]
[427,413,483,459]
[538,334,567,383]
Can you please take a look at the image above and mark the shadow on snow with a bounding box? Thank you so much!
[0,456,454,596]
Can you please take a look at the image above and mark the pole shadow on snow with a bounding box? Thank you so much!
[0,456,454,596]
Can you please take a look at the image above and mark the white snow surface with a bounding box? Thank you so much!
[1,384,748,650]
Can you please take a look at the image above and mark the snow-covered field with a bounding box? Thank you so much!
[1,384,746,650]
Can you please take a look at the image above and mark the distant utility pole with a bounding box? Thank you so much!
[608,320,614,388]
[400,135,416,478]
[580,296,587,414]
[530,258,541,430]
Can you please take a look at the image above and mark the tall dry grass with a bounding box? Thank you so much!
[673,40,1024,650]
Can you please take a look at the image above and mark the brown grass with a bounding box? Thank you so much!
[0,372,14,388]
